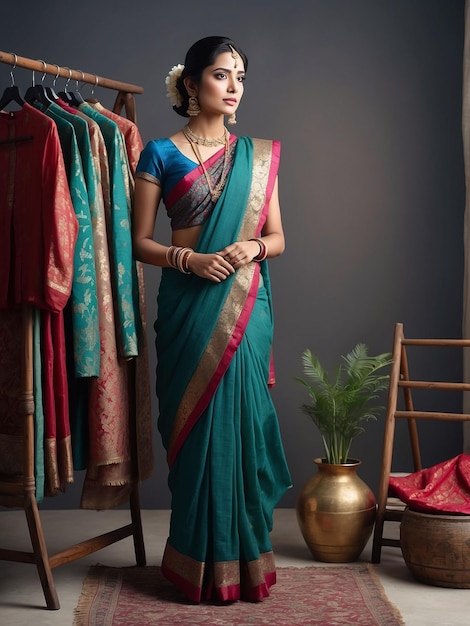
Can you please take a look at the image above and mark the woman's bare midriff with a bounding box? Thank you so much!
[171,225,204,250]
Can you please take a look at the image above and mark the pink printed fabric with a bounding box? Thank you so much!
[86,100,143,175]
[389,453,470,514]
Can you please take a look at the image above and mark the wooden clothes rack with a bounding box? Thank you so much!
[0,51,145,610]
[0,51,143,122]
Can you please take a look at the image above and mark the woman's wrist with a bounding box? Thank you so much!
[166,245,194,274]
[250,238,268,262]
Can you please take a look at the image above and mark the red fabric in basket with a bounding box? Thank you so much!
[388,454,470,514]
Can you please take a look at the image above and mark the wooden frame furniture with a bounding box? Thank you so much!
[0,52,145,610]
[371,322,470,564]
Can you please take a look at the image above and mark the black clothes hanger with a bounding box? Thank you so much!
[25,84,55,106]
[44,64,60,102]
[25,61,55,107]
[58,68,84,106]
[70,71,85,104]
[67,89,85,106]
[0,54,25,110]
[0,85,25,110]
[24,73,54,107]
[58,67,74,103]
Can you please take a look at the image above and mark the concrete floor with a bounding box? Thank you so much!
[0,508,469,625]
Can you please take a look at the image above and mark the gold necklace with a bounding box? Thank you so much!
[183,124,227,147]
[184,130,230,202]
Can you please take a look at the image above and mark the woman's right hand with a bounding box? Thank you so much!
[187,252,235,283]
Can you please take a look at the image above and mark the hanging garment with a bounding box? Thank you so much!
[50,99,147,503]
[87,101,153,485]
[44,102,101,468]
[0,103,78,492]
[79,102,138,359]
[76,103,153,505]
[41,309,74,493]
[32,308,45,501]
[30,101,102,492]
[0,97,152,509]
[68,106,133,509]
[86,100,143,175]
[37,102,100,378]
[0,103,78,311]
[40,99,106,471]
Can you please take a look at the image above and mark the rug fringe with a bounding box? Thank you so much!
[366,563,406,626]
[72,568,100,626]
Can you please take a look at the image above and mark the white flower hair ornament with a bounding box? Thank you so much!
[165,64,184,108]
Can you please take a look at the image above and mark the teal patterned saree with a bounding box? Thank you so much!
[156,137,291,602]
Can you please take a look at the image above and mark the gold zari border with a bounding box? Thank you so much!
[135,171,161,186]
[163,540,275,591]
[168,140,274,459]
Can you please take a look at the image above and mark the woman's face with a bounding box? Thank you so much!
[196,51,245,118]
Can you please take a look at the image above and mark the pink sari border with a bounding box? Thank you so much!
[166,134,237,207]
[161,561,202,603]
[245,570,276,602]
[161,559,276,603]
[167,137,279,467]
[268,351,276,387]
[168,266,261,468]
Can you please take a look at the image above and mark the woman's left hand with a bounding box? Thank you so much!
[217,240,260,269]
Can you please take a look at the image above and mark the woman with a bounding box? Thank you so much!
[132,36,291,603]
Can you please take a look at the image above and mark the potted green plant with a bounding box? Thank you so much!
[295,343,393,562]
[296,343,392,465]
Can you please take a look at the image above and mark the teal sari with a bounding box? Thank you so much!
[156,137,291,602]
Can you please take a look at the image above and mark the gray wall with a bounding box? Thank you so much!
[1,0,465,510]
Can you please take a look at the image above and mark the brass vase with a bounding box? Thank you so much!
[296,458,376,562]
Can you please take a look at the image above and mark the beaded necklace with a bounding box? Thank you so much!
[183,124,227,147]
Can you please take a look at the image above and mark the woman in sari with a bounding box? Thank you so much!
[132,36,291,603]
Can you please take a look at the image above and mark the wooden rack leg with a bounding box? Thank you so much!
[127,355,146,567]
[130,483,146,566]
[24,490,60,610]
[19,306,59,608]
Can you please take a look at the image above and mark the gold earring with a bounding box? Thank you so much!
[187,95,200,116]
[228,112,237,125]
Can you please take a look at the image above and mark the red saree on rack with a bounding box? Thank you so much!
[0,104,78,492]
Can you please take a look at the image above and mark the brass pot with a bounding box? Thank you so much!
[296,458,376,562]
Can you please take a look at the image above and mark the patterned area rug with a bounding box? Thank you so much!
[73,564,404,626]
